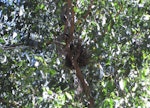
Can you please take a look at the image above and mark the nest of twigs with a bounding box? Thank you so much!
[65,41,91,69]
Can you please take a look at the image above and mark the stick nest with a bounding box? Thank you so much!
[65,41,91,69]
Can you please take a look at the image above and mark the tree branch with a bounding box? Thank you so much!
[72,59,94,108]
[63,0,94,107]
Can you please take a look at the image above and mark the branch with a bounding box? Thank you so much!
[63,0,94,107]
[64,0,75,49]
[2,39,64,50]
[72,59,94,108]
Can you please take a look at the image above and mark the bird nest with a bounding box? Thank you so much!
[65,41,91,69]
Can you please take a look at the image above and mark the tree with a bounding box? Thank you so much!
[0,0,150,107]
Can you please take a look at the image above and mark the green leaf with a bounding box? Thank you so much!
[0,38,5,44]
[40,4,45,10]
[65,92,72,100]
[34,56,47,66]
[50,69,56,76]
[0,47,3,53]
[119,79,127,91]
[103,98,114,108]
[48,90,53,95]
[73,7,80,13]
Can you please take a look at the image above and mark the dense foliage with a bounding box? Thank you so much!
[0,0,150,107]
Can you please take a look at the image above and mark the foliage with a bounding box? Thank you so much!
[0,0,150,107]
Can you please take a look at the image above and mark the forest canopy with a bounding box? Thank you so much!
[0,0,150,108]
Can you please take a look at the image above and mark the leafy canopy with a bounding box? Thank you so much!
[0,0,150,107]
